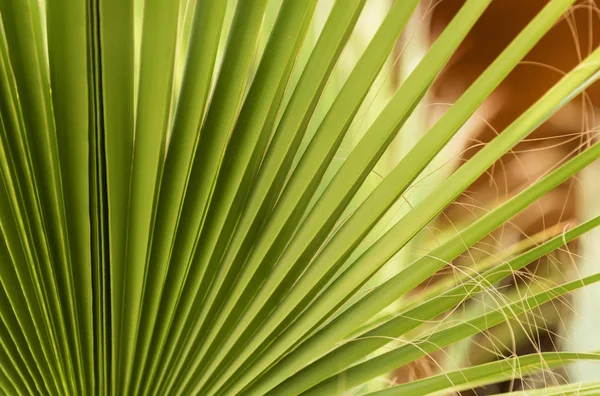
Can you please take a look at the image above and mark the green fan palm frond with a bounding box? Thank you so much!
[0,0,599,395]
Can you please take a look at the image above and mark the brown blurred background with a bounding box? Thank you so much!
[394,0,600,392]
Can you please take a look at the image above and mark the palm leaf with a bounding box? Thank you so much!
[0,0,599,395]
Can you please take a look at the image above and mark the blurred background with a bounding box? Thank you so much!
[399,1,600,393]
[166,0,600,393]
